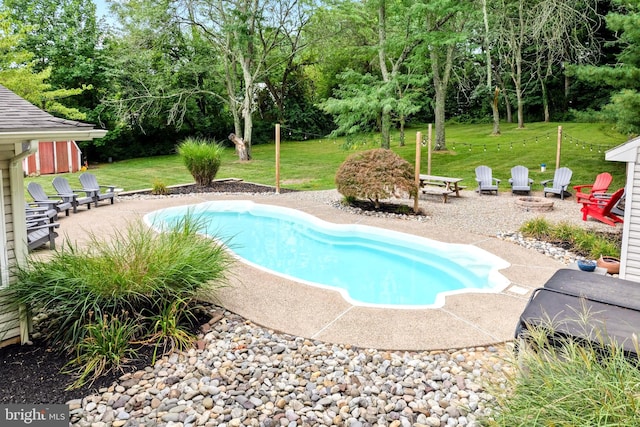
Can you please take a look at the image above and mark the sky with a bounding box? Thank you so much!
[94,0,110,20]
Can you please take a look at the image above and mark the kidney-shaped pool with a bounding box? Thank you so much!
[144,200,510,308]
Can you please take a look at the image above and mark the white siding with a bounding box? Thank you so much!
[0,150,19,346]
[0,290,19,346]
[623,154,640,282]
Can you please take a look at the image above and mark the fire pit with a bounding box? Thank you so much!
[515,196,554,212]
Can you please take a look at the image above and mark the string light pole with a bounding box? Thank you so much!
[414,131,422,213]
[556,125,562,170]
[275,124,281,194]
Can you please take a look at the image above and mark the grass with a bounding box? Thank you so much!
[485,324,640,426]
[24,121,629,198]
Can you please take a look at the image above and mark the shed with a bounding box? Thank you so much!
[0,85,106,348]
[606,136,640,282]
[23,140,83,175]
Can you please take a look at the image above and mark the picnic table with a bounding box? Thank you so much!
[419,174,465,203]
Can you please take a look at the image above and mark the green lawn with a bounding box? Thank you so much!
[24,121,629,198]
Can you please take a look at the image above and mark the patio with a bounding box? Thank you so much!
[55,189,570,351]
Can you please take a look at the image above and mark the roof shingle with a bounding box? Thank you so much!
[0,84,95,132]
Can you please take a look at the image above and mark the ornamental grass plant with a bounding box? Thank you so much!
[8,215,233,388]
[485,321,640,426]
[177,137,224,186]
[519,217,621,259]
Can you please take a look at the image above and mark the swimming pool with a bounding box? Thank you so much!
[144,200,510,308]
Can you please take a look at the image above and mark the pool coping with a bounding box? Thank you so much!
[55,191,562,351]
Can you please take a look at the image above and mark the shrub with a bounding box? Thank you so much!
[151,180,168,195]
[177,137,224,186]
[8,215,233,388]
[335,148,417,208]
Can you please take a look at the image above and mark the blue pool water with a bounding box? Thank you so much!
[144,201,510,308]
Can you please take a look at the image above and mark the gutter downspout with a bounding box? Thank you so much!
[10,140,38,167]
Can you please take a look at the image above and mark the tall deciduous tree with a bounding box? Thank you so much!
[413,0,474,150]
[178,0,313,160]
[318,0,422,148]
[0,10,87,119]
[3,0,104,112]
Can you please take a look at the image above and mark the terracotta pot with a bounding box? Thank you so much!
[597,255,620,274]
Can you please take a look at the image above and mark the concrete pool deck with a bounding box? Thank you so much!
[52,190,566,351]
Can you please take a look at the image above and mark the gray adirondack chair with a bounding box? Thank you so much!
[51,176,93,212]
[475,165,500,195]
[26,212,59,250]
[25,202,57,222]
[509,165,533,195]
[27,182,72,216]
[542,167,573,200]
[79,172,116,206]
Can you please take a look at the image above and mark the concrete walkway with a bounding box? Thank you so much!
[49,191,563,351]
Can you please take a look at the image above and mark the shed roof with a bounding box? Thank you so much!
[606,135,640,163]
[0,84,106,141]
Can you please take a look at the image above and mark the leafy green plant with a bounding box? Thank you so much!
[151,180,168,195]
[335,148,417,208]
[66,313,139,390]
[177,137,224,186]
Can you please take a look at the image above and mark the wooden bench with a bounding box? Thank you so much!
[421,186,455,203]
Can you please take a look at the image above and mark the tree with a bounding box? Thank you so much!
[317,0,422,148]
[482,0,500,135]
[3,0,105,113]
[573,0,640,134]
[177,0,313,160]
[413,0,474,150]
[0,10,87,119]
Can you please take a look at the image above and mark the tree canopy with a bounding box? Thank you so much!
[0,0,637,160]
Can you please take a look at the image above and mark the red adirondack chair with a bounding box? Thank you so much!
[574,172,613,203]
[580,187,625,226]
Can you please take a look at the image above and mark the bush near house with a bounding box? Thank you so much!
[177,137,224,186]
[8,216,232,388]
[335,148,417,208]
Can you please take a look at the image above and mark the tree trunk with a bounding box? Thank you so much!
[399,113,405,146]
[380,110,391,149]
[540,75,550,122]
[433,84,446,150]
[513,54,524,129]
[483,0,500,136]
[228,133,250,161]
[492,87,501,135]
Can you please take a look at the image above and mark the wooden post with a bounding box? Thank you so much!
[427,124,432,175]
[414,131,422,213]
[275,124,281,194]
[556,125,562,170]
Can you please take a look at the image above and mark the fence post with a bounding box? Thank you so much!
[414,131,422,213]
[556,125,562,170]
[275,124,281,194]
